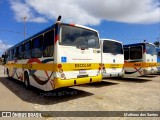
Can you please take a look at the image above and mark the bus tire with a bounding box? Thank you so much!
[6,68,10,78]
[24,72,30,89]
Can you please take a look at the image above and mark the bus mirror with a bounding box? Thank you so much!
[57,15,61,22]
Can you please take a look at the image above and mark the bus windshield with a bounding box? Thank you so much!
[103,41,123,54]
[146,44,157,55]
[60,25,99,49]
[130,46,142,60]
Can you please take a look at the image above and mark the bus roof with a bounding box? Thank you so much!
[124,42,155,48]
[73,24,98,33]
[101,39,122,44]
[6,22,98,51]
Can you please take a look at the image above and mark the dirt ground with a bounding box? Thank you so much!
[0,65,159,120]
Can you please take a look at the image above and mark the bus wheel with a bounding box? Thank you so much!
[6,69,10,78]
[24,72,30,89]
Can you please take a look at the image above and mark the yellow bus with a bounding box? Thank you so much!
[123,42,157,77]
[2,17,102,91]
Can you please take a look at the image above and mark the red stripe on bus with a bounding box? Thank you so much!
[69,23,75,26]
[54,35,59,44]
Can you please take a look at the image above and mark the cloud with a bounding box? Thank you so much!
[9,0,160,25]
[0,40,13,52]
[10,0,47,23]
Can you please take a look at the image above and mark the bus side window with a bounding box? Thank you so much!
[11,49,14,60]
[124,48,129,60]
[31,35,43,58]
[24,41,31,59]
[17,44,24,60]
[13,47,17,60]
[7,50,10,61]
[43,30,54,57]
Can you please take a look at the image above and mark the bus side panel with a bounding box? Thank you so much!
[27,58,54,91]
[5,58,55,91]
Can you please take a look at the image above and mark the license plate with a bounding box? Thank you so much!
[79,70,87,75]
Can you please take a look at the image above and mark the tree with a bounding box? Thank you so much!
[154,40,160,47]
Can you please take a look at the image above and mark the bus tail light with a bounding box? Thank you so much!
[57,64,66,79]
[98,67,101,70]
[58,64,62,69]
[59,69,63,73]
[98,63,104,70]
[61,73,65,78]
[98,63,104,74]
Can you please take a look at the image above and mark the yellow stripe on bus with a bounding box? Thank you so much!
[124,62,157,68]
[5,63,100,72]
[104,64,123,68]
[6,63,54,71]
[60,63,99,71]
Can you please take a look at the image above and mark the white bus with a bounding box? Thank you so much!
[100,39,124,78]
[2,17,102,91]
[123,42,157,77]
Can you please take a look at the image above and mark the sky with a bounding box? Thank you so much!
[0,0,160,55]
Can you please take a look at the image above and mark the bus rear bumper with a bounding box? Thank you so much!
[54,74,102,89]
[102,72,123,78]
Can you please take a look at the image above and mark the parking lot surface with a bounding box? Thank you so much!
[0,65,159,120]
